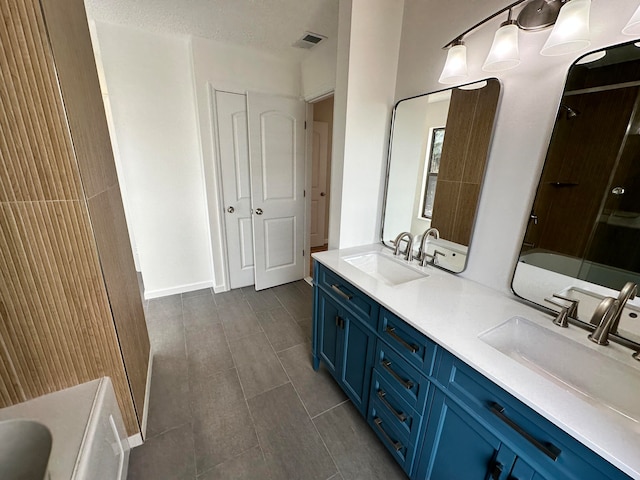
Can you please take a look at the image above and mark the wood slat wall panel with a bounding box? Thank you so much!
[0,0,142,435]
[0,1,82,202]
[40,0,119,198]
[87,185,150,421]
[0,202,137,432]
[40,0,150,425]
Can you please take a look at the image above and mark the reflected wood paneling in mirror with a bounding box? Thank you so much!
[513,41,640,344]
[432,82,500,245]
[381,79,501,273]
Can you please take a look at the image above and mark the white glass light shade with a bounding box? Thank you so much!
[541,0,591,56]
[483,23,520,72]
[623,5,640,35]
[439,44,468,84]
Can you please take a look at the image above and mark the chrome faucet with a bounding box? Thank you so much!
[588,297,620,345]
[610,282,637,335]
[392,232,414,261]
[414,228,441,266]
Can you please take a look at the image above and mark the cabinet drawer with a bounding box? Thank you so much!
[374,341,430,412]
[316,264,378,326]
[367,408,416,475]
[436,351,631,480]
[370,370,424,446]
[378,308,437,373]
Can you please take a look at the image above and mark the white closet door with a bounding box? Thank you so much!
[216,91,255,289]
[247,92,306,290]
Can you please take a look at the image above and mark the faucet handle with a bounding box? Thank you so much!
[544,298,570,327]
[551,294,579,318]
[588,297,619,346]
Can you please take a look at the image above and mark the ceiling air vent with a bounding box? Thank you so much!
[293,32,327,49]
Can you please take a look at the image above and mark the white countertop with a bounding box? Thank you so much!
[313,244,640,479]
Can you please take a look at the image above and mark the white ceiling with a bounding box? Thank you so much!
[84,0,339,61]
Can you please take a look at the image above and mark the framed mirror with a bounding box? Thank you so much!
[513,41,640,344]
[381,79,501,273]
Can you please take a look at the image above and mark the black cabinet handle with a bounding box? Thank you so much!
[381,360,414,389]
[373,417,403,451]
[384,326,418,353]
[331,284,352,301]
[488,461,503,480]
[489,402,561,461]
[377,390,407,422]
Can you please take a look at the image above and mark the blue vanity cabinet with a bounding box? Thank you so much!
[311,262,631,480]
[414,387,515,480]
[313,263,378,416]
[423,351,632,480]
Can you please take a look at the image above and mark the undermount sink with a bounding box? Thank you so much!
[343,252,428,286]
[479,317,640,423]
[0,419,52,480]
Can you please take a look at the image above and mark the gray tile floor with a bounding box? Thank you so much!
[128,281,407,480]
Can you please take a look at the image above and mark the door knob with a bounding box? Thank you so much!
[227,206,235,213]
[255,208,263,215]
[320,192,326,197]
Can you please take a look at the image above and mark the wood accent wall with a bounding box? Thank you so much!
[525,87,638,258]
[431,81,500,245]
[0,0,149,435]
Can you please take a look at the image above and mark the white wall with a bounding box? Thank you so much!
[393,0,640,294]
[94,22,212,298]
[301,37,338,101]
[190,36,302,291]
[330,0,405,249]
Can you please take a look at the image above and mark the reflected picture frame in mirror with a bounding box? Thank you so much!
[380,78,501,273]
[512,41,640,345]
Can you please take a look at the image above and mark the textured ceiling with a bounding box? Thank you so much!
[84,0,339,61]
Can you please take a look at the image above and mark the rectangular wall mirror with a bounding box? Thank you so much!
[381,79,501,273]
[513,41,640,344]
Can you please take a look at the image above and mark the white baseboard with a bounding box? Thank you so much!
[213,284,228,294]
[304,276,313,286]
[144,280,214,299]
[128,433,143,448]
[140,350,153,440]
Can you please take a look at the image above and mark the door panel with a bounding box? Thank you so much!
[342,313,375,415]
[247,92,306,290]
[311,121,329,247]
[216,91,255,288]
[318,290,341,376]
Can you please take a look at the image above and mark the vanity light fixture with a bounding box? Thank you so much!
[483,9,520,72]
[438,39,468,84]
[439,0,592,84]
[540,0,591,56]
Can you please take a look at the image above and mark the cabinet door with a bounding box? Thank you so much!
[316,289,341,377]
[416,389,512,480]
[341,311,376,415]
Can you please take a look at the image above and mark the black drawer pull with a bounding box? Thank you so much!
[377,390,407,422]
[385,326,418,353]
[381,359,414,389]
[489,402,561,461]
[373,417,403,451]
[331,284,352,301]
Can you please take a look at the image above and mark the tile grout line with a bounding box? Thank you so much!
[264,307,343,480]
[311,398,351,420]
[178,293,199,480]
[217,297,268,466]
